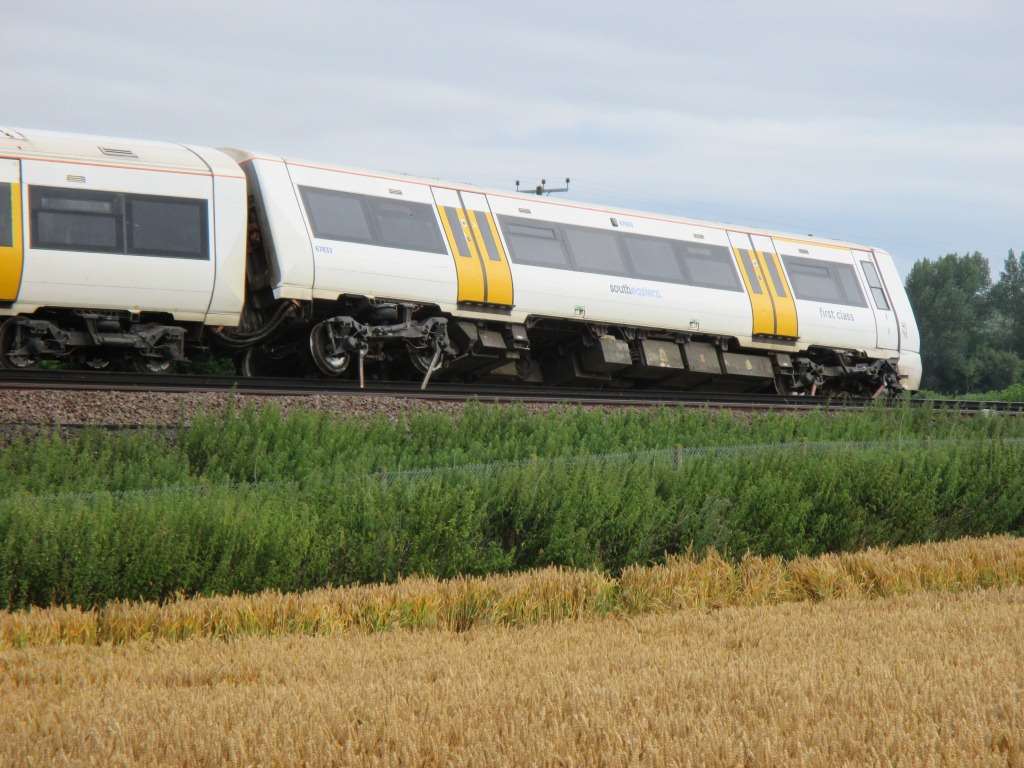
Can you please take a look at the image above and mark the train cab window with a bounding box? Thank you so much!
[782,255,867,308]
[0,182,11,247]
[499,217,571,269]
[300,187,373,244]
[30,186,123,253]
[127,195,208,260]
[624,235,684,282]
[859,260,890,311]
[683,243,743,292]
[563,225,628,275]
[365,197,446,254]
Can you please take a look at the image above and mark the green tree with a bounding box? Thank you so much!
[904,252,1018,393]
[988,249,1024,357]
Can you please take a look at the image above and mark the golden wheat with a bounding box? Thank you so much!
[1,587,1022,767]
[4,535,1024,650]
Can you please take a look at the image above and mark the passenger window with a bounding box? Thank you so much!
[680,243,744,292]
[127,195,208,260]
[0,182,11,247]
[367,197,447,254]
[624,235,684,282]
[299,186,446,254]
[499,217,572,269]
[30,186,123,254]
[737,249,762,294]
[782,255,867,308]
[860,260,891,311]
[564,225,628,275]
[300,186,373,244]
[761,252,787,297]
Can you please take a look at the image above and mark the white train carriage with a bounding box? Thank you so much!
[0,126,921,394]
[226,148,921,393]
[0,128,246,370]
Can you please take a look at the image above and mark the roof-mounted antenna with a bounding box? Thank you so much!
[515,177,571,196]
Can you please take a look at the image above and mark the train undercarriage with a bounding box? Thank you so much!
[219,297,904,398]
[0,298,903,397]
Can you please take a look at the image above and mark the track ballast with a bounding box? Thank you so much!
[0,370,1020,413]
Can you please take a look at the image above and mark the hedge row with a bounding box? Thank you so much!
[2,407,1022,608]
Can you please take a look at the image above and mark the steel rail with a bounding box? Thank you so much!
[0,369,1021,412]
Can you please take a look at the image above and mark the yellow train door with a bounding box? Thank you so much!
[753,235,798,338]
[431,187,514,308]
[0,159,22,302]
[728,231,775,336]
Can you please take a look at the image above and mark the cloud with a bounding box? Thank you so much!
[3,0,1021,274]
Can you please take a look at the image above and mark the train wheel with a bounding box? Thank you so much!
[0,318,38,369]
[309,322,351,377]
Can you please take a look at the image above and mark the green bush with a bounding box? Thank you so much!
[2,404,1023,609]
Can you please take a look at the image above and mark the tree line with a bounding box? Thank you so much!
[905,250,1024,394]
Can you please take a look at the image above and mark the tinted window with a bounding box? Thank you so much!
[471,211,503,262]
[0,182,10,248]
[499,217,571,268]
[625,235,683,282]
[860,260,890,310]
[681,243,743,292]
[31,185,209,259]
[300,187,373,243]
[299,186,445,254]
[782,255,867,307]
[31,186,123,254]
[736,249,761,294]
[762,252,787,297]
[564,225,628,275]
[366,197,446,254]
[127,195,208,259]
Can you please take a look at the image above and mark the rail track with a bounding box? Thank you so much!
[0,369,1022,413]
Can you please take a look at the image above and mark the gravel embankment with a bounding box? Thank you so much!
[0,389,585,429]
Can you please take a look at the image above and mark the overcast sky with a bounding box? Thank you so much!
[4,1,1021,277]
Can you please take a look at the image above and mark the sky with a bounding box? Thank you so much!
[3,0,1022,278]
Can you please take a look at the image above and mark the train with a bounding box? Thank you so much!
[0,127,921,395]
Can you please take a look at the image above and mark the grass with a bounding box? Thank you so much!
[2,587,1021,766]
[3,535,1022,649]
[3,404,1024,609]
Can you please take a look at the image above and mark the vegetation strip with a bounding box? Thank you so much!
[2,536,1022,649]
[3,405,1024,610]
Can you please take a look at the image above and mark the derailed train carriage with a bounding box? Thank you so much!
[0,127,921,395]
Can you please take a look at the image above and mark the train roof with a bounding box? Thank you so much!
[0,127,241,177]
[223,148,882,254]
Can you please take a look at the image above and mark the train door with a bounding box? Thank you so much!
[728,231,775,336]
[855,250,899,351]
[752,235,798,338]
[431,187,513,308]
[0,159,23,302]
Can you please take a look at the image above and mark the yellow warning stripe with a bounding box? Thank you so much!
[0,183,23,302]
[758,250,798,338]
[471,210,513,307]
[733,247,775,336]
[436,205,461,258]
[437,203,485,303]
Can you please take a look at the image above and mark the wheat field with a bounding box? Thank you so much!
[1,586,1022,767]
[4,535,1024,649]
